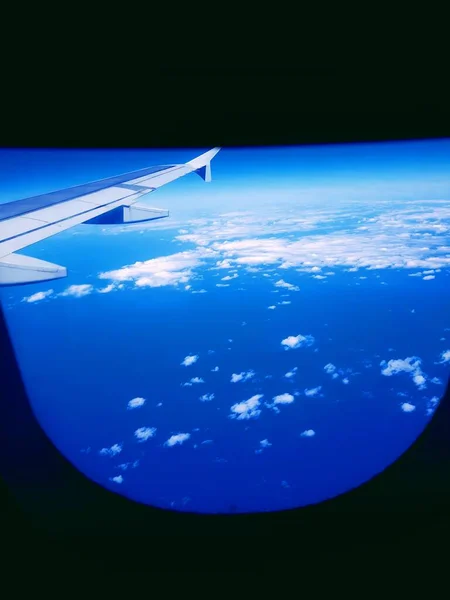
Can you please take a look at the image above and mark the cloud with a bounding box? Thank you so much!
[230,370,255,383]
[332,373,339,379]
[273,393,295,404]
[99,248,213,289]
[279,300,291,305]
[201,439,213,445]
[22,289,54,303]
[99,443,123,457]
[127,397,146,410]
[216,283,230,287]
[324,363,336,374]
[181,354,199,367]
[134,427,157,442]
[380,356,427,389]
[275,279,300,291]
[221,273,238,281]
[260,439,272,448]
[439,350,450,363]
[98,283,116,294]
[304,386,322,397]
[229,394,263,420]
[191,289,207,294]
[110,475,123,484]
[281,334,315,350]
[342,378,350,385]
[423,275,435,280]
[199,393,215,401]
[164,433,191,447]
[268,305,277,310]
[60,284,93,298]
[300,429,316,437]
[431,377,442,384]
[191,377,204,384]
[211,366,219,372]
[312,275,326,280]
[284,367,298,378]
[401,402,416,413]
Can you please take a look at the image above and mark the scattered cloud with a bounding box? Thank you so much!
[312,275,326,280]
[181,354,199,367]
[22,289,54,303]
[164,433,191,447]
[279,300,291,305]
[60,284,93,298]
[230,370,255,383]
[273,393,295,404]
[304,386,322,397]
[423,275,435,280]
[110,475,123,484]
[211,366,219,372]
[229,394,263,420]
[221,273,238,281]
[431,377,442,385]
[342,378,350,385]
[324,363,336,374]
[439,350,450,364]
[99,443,123,457]
[281,334,315,350]
[127,397,146,410]
[201,439,213,445]
[275,279,300,291]
[134,427,156,442]
[216,283,230,287]
[260,439,272,448]
[98,283,116,294]
[268,305,277,310]
[199,393,215,401]
[284,367,298,378]
[380,356,427,389]
[401,402,416,413]
[300,429,316,437]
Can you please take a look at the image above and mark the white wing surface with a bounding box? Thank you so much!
[0,147,220,285]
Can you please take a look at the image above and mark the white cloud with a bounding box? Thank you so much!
[199,393,214,401]
[273,393,295,404]
[401,402,416,413]
[423,275,435,280]
[211,366,219,372]
[191,289,207,294]
[380,356,426,389]
[260,439,272,448]
[201,439,213,445]
[221,273,238,281]
[439,350,450,363]
[127,397,146,410]
[191,377,204,384]
[110,475,123,484]
[342,378,350,385]
[99,248,213,289]
[230,370,255,383]
[279,300,291,305]
[324,363,336,374]
[275,279,300,291]
[60,284,93,298]
[134,427,157,442]
[98,283,116,294]
[216,283,230,287]
[268,305,277,310]
[304,386,322,397]
[281,334,315,350]
[312,275,326,280]
[431,377,442,384]
[22,289,54,303]
[164,433,191,447]
[332,373,339,379]
[229,394,263,420]
[181,354,199,367]
[300,429,316,437]
[284,367,298,378]
[99,443,123,457]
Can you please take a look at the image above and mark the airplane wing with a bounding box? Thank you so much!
[0,147,220,286]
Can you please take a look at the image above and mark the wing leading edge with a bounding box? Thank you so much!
[0,147,220,286]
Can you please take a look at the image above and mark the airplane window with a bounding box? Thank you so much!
[0,142,449,514]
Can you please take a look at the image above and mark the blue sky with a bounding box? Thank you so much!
[1,140,449,513]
